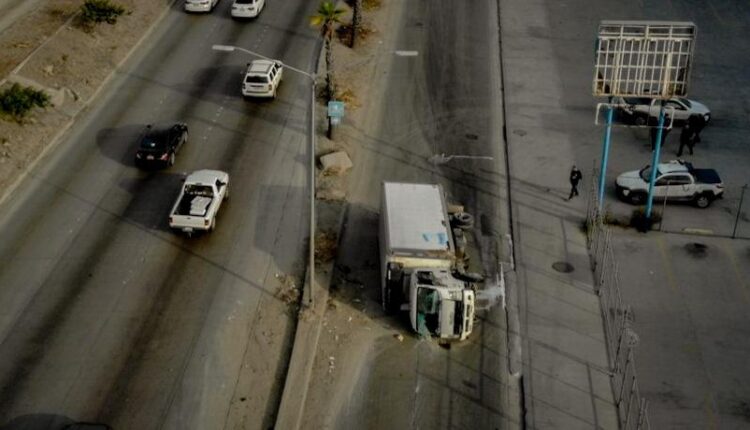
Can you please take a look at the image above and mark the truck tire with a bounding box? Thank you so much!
[168,152,176,167]
[384,285,399,314]
[694,193,713,208]
[629,192,646,205]
[633,114,647,126]
[452,212,475,229]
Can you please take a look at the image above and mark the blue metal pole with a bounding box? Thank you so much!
[645,106,666,218]
[598,107,614,212]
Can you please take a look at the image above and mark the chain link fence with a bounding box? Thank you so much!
[585,175,651,430]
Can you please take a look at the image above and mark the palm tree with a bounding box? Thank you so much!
[310,1,346,102]
[350,0,362,48]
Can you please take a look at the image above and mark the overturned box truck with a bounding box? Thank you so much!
[379,182,477,341]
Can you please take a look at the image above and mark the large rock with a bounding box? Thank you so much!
[319,151,353,175]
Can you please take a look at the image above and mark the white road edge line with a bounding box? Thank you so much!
[395,50,419,57]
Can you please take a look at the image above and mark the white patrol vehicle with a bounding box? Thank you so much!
[616,160,723,208]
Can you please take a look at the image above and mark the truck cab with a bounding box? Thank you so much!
[409,269,475,341]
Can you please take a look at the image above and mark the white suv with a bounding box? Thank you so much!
[231,0,265,18]
[184,0,219,13]
[242,60,283,98]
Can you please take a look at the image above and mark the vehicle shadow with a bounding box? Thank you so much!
[95,124,144,168]
[116,171,187,233]
[0,414,111,430]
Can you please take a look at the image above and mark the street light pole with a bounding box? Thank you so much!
[212,44,317,306]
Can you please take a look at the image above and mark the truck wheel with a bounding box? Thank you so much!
[633,115,647,126]
[168,152,175,167]
[694,193,712,208]
[210,218,216,231]
[224,185,230,200]
[452,212,475,229]
[629,192,646,205]
[384,285,399,314]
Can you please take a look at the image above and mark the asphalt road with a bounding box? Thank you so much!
[0,1,319,428]
[316,0,515,428]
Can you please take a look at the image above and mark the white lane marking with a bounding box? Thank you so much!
[395,50,419,57]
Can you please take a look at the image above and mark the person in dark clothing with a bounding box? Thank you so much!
[687,114,707,143]
[568,165,582,200]
[650,116,672,151]
[677,123,695,156]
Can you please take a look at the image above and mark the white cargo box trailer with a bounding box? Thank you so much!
[379,182,475,340]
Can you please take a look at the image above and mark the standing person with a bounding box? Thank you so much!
[568,165,582,200]
[688,113,707,143]
[650,115,672,150]
[677,123,695,156]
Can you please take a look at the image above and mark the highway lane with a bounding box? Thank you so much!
[321,0,514,428]
[0,1,319,428]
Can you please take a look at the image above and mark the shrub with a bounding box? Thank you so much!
[78,0,128,31]
[0,84,51,122]
[630,208,661,232]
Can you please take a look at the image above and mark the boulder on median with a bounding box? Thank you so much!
[319,151,353,175]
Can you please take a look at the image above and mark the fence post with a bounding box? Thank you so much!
[732,184,747,239]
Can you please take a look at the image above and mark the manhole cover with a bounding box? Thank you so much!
[685,242,708,257]
[552,262,574,273]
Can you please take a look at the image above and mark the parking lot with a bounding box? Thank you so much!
[511,0,750,427]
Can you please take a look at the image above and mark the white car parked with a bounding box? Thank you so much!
[612,96,711,127]
[184,0,220,13]
[242,59,283,98]
[231,0,265,18]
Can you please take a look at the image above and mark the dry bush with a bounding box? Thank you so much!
[364,0,382,10]
[315,230,339,263]
[336,23,376,46]
[335,87,359,109]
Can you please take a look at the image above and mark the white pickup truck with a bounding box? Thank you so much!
[615,160,723,208]
[168,170,229,235]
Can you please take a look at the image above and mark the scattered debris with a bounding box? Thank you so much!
[275,274,300,305]
[394,333,404,342]
[42,65,54,76]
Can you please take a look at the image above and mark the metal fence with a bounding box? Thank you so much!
[586,175,651,430]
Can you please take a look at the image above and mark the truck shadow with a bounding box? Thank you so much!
[116,172,186,233]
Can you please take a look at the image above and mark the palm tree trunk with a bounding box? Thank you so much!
[351,0,362,48]
[325,33,335,101]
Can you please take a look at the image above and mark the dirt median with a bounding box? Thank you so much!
[0,0,175,206]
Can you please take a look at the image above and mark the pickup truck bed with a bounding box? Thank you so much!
[691,168,721,184]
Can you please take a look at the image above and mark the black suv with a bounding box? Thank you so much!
[134,123,188,168]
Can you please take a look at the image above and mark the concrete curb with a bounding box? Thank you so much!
[273,260,333,430]
[0,0,178,210]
